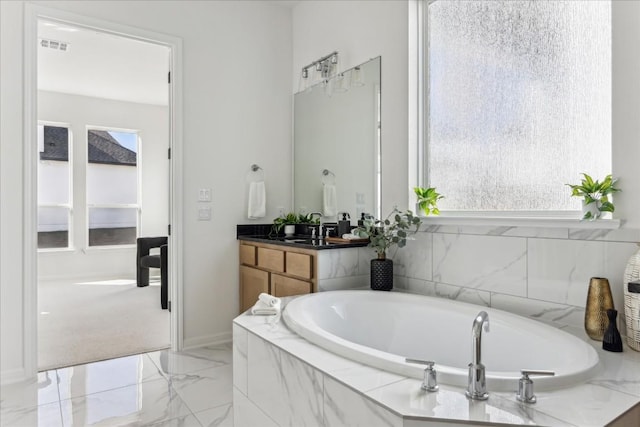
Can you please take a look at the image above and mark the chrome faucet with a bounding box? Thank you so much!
[308,212,323,238]
[466,311,490,400]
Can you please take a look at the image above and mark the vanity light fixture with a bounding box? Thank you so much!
[299,51,339,92]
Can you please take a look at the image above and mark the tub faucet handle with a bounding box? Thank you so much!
[405,358,438,392]
[516,370,555,404]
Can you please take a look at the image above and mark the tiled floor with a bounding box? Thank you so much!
[0,344,234,427]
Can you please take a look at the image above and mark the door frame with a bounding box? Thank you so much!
[23,3,184,377]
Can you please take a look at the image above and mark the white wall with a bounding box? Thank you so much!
[37,90,168,280]
[1,0,292,382]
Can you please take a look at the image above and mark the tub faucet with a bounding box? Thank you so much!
[466,311,490,400]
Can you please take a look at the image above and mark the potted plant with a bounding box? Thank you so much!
[414,186,444,216]
[566,173,620,220]
[353,208,422,291]
[272,212,299,236]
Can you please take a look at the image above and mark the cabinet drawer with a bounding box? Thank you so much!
[239,244,256,265]
[286,252,312,279]
[257,247,285,272]
[272,274,312,298]
[239,265,269,313]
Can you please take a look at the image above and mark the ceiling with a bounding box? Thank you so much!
[38,20,170,106]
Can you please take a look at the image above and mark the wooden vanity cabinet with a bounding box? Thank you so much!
[239,241,317,313]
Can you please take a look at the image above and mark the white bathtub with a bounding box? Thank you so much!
[282,290,600,392]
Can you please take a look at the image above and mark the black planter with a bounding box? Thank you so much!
[371,258,393,291]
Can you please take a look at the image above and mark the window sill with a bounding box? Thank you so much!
[420,215,621,230]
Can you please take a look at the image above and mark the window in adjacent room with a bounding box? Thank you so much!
[37,124,72,249]
[86,129,139,246]
[424,0,611,213]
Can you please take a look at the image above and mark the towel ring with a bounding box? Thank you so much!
[321,169,336,185]
[248,164,265,182]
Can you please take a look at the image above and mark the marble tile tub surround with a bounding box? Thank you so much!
[233,306,640,427]
[0,345,234,427]
[391,225,640,331]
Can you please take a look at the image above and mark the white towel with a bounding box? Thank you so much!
[323,184,337,217]
[251,293,281,316]
[258,292,280,307]
[248,181,266,219]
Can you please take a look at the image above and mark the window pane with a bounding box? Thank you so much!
[427,1,611,211]
[38,207,69,249]
[87,130,138,205]
[38,125,70,204]
[88,207,137,246]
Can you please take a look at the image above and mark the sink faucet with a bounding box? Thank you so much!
[466,311,490,400]
[309,212,323,222]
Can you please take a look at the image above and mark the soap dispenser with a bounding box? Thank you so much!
[358,213,367,227]
[338,212,351,237]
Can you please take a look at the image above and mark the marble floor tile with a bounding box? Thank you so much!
[193,403,233,427]
[0,401,63,427]
[147,413,204,427]
[1,370,60,411]
[148,348,229,377]
[59,377,191,426]
[179,343,233,366]
[169,364,233,413]
[56,353,164,400]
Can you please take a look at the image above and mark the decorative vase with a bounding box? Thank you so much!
[584,277,614,341]
[371,257,393,291]
[284,224,295,236]
[623,244,640,351]
[602,309,623,352]
[581,200,600,220]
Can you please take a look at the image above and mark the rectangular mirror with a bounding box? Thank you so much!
[294,56,381,222]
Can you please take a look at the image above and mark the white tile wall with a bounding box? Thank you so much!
[393,227,640,330]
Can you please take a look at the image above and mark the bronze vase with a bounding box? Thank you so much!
[585,277,614,341]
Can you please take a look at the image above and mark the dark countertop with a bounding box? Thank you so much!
[237,235,369,250]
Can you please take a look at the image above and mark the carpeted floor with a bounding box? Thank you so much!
[38,277,170,371]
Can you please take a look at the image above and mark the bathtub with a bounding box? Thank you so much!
[282,290,600,392]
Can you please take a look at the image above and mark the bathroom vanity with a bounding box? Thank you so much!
[237,228,371,313]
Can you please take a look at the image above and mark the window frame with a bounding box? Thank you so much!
[85,125,142,249]
[37,121,74,252]
[412,0,619,229]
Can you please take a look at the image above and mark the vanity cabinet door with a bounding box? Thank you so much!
[286,252,312,279]
[272,274,312,298]
[240,265,269,313]
[239,244,256,266]
[257,247,285,272]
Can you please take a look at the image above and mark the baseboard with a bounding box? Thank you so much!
[183,331,232,350]
[1,367,29,386]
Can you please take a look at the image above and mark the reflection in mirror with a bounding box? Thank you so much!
[294,56,381,223]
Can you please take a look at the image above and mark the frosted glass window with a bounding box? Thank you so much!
[427,0,611,211]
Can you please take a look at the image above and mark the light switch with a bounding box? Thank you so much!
[198,188,212,202]
[198,206,212,221]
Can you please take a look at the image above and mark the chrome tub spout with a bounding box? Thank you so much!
[466,311,490,400]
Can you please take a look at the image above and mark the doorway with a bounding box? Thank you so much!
[24,4,184,376]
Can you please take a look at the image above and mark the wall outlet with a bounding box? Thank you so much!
[277,206,285,217]
[198,188,212,202]
[198,206,212,221]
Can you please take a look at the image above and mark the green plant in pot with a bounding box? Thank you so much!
[566,173,620,220]
[353,208,422,291]
[414,186,444,216]
[272,212,299,236]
